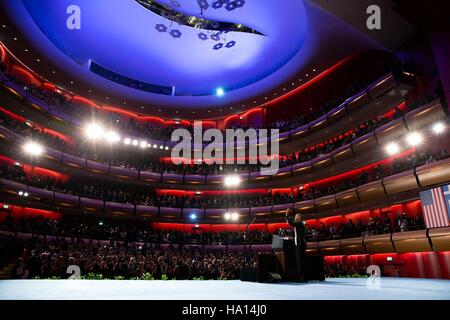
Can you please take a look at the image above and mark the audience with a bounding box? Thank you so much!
[0,216,272,244]
[1,150,448,208]
[0,209,425,280]
[4,236,256,280]
[0,103,408,175]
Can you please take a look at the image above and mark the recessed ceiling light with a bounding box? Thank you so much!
[13,37,17,41]
[176,110,179,113]
[70,81,74,84]
[306,74,309,77]
[52,71,56,74]
[36,59,40,62]
[106,97,109,99]
[158,109,162,112]
[24,49,29,52]
[215,87,225,97]
[2,25,6,28]
[88,89,92,92]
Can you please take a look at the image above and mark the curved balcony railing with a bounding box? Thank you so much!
[1,157,450,220]
[2,225,449,257]
[1,69,400,150]
[0,100,446,185]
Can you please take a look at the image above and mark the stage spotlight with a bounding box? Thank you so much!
[224,175,241,187]
[84,123,104,140]
[124,138,131,145]
[385,142,400,156]
[213,43,223,50]
[224,213,231,220]
[169,29,182,38]
[132,139,139,146]
[105,131,120,143]
[198,32,208,41]
[23,141,44,156]
[155,24,168,33]
[24,192,29,197]
[432,122,446,135]
[190,213,197,220]
[165,146,169,150]
[18,191,23,196]
[216,87,225,97]
[197,0,209,10]
[160,145,164,149]
[210,33,220,41]
[153,144,158,149]
[225,40,236,48]
[231,212,239,221]
[406,132,423,146]
[140,141,148,149]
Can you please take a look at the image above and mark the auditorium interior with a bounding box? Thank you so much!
[0,0,449,300]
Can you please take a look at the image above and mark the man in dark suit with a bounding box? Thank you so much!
[285,208,307,282]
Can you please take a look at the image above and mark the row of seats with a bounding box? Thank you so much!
[0,71,398,149]
[309,226,450,256]
[1,157,449,219]
[0,100,445,185]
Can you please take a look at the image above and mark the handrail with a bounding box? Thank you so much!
[0,100,445,184]
[1,70,399,149]
[1,157,449,217]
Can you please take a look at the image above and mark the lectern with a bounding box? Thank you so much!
[272,235,325,281]
[272,235,298,281]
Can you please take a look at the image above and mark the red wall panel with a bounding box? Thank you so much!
[0,205,60,222]
[327,252,450,279]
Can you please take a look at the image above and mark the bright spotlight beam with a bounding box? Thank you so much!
[84,123,104,140]
[140,141,148,149]
[385,142,400,156]
[216,87,225,97]
[105,131,120,143]
[406,132,423,146]
[23,141,44,156]
[432,122,446,135]
[224,175,241,188]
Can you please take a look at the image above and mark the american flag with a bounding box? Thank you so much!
[419,185,450,228]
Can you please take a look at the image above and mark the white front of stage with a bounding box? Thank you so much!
[1,278,449,300]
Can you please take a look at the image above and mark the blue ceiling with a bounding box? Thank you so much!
[2,0,383,117]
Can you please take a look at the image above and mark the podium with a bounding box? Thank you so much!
[272,235,325,281]
[272,235,299,281]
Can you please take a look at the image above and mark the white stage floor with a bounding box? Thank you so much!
[0,278,449,300]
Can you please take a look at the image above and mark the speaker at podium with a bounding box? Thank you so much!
[272,235,325,282]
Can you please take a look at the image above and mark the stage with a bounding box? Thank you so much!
[0,278,449,300]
